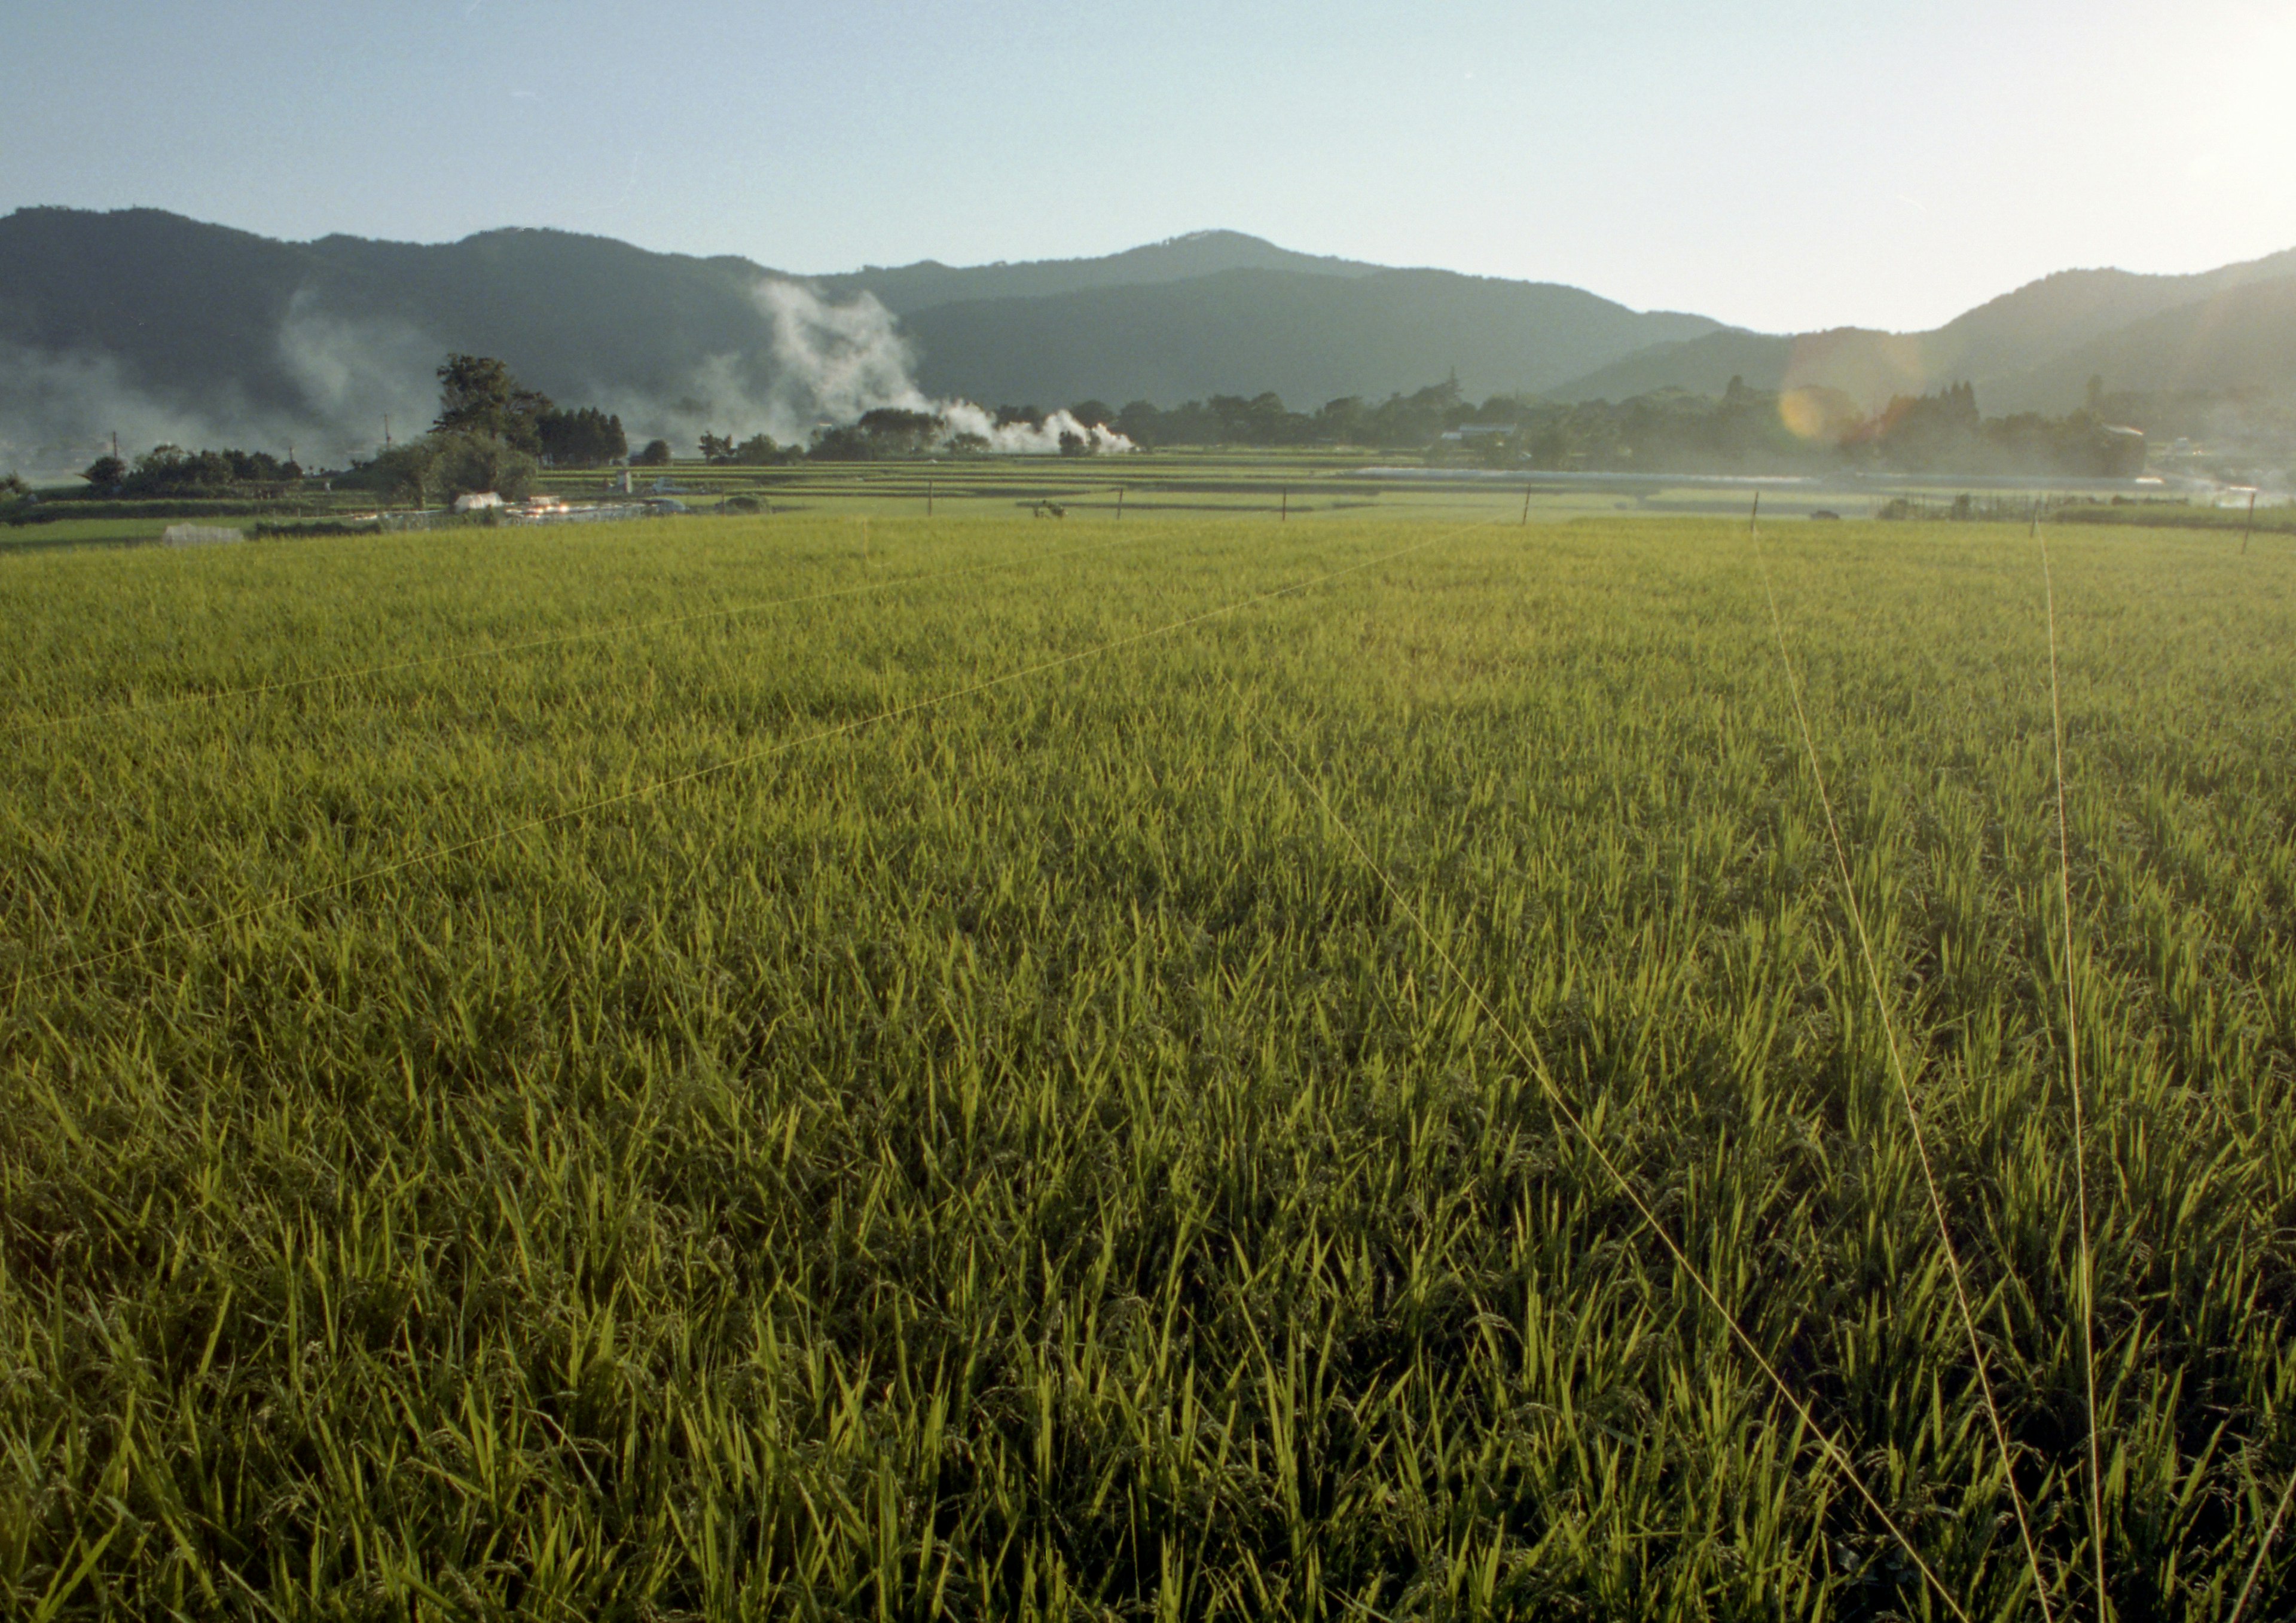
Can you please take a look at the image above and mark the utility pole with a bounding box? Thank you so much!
[1522,484,1532,525]
[1116,486,1125,521]
[926,478,933,518]
[1281,487,1289,521]
[383,414,392,448]
[2242,487,2258,555]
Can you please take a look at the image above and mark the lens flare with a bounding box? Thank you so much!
[1779,385,1864,444]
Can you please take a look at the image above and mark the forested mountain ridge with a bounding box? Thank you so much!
[0,209,1722,457]
[902,267,1724,406]
[5,206,2295,469]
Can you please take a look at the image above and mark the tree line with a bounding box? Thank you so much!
[1079,377,2144,477]
[63,356,640,508]
[693,380,2150,476]
[56,357,2161,501]
[77,446,306,499]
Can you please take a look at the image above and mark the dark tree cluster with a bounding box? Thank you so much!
[1080,373,2148,478]
[1836,383,2144,476]
[536,407,628,467]
[808,408,946,461]
[87,445,304,497]
[1109,381,1467,450]
[698,430,802,466]
[1436,381,1827,473]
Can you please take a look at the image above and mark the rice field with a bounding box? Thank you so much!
[2,506,2293,1619]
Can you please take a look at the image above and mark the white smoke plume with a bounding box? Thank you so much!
[754,279,930,434]
[749,279,1133,454]
[274,293,441,459]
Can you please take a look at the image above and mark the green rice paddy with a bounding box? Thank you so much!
[2,501,2292,1619]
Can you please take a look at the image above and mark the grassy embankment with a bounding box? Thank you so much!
[2,508,2292,1618]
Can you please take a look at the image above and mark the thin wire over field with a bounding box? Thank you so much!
[2036,513,2109,1620]
[1751,509,2056,1616]
[1228,678,1972,1623]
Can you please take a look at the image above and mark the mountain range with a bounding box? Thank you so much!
[2,206,2293,467]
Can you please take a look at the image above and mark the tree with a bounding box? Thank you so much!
[536,407,627,467]
[729,433,793,465]
[112,445,298,496]
[0,472,30,505]
[634,439,673,467]
[82,454,126,491]
[363,441,440,508]
[812,409,944,461]
[1116,401,1164,447]
[433,433,537,502]
[1313,396,1369,445]
[432,354,552,453]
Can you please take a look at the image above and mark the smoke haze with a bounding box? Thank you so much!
[0,274,1125,478]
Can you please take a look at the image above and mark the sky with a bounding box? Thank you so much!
[5,0,2295,334]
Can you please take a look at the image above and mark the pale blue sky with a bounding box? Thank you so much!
[5,0,2292,333]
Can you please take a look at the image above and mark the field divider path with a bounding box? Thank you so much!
[1227,678,1974,1623]
[1751,508,2057,1618]
[1,522,1171,742]
[17,519,1488,996]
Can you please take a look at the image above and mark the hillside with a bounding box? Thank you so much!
[902,267,1724,406]
[819,229,1381,316]
[1553,247,2296,410]
[0,209,1722,463]
[1993,276,2296,411]
[8,206,2296,470]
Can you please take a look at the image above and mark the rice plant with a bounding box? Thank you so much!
[1,511,2291,1619]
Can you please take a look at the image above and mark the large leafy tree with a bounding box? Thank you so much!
[364,441,440,508]
[434,436,537,502]
[432,354,552,453]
